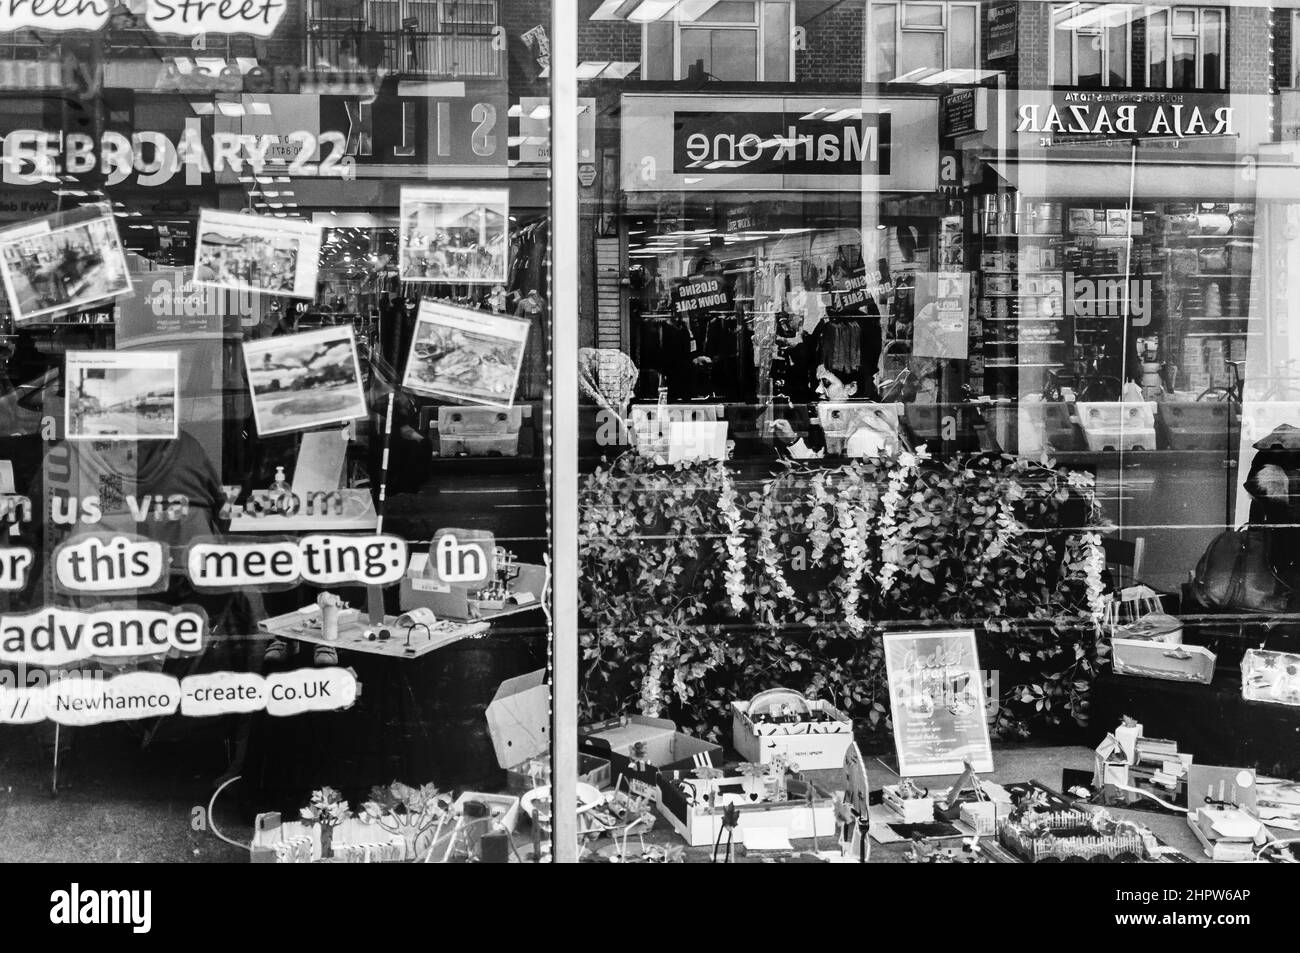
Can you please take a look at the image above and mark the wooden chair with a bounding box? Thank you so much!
[1101,536,1146,592]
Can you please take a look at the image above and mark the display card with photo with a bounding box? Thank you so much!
[0,210,133,323]
[403,300,530,408]
[242,326,368,436]
[194,209,322,299]
[65,351,179,442]
[399,187,509,284]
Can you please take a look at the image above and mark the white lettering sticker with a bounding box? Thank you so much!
[47,671,179,727]
[266,667,358,716]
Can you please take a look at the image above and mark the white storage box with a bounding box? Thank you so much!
[1075,402,1157,452]
[731,692,854,772]
[656,772,836,848]
[882,785,935,824]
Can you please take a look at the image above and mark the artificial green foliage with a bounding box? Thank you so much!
[579,451,1107,742]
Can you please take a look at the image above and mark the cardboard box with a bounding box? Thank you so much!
[579,715,723,791]
[882,785,935,823]
[401,552,547,622]
[485,669,611,797]
[731,699,853,771]
[504,753,612,795]
[959,801,998,835]
[657,771,836,848]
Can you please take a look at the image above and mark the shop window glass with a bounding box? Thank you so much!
[871,1,980,82]
[900,31,945,78]
[1147,9,1168,87]
[681,27,759,80]
[1172,36,1196,89]
[763,1,792,82]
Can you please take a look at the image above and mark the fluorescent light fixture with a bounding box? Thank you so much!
[590,0,640,20]
[576,61,610,79]
[890,66,939,83]
[216,101,245,117]
[628,0,679,22]
[602,61,640,79]
[529,104,551,120]
[195,57,228,75]
[508,104,523,118]
[247,101,272,115]
[189,101,215,115]
[822,108,863,123]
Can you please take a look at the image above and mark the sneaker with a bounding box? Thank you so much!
[263,638,289,664]
[314,644,338,666]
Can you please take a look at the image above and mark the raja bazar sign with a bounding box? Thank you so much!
[1,0,286,35]
[1016,91,1234,143]
[622,94,938,192]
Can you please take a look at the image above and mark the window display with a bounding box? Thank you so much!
[2,0,1300,894]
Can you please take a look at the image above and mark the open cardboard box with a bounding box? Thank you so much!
[486,669,611,798]
[400,552,547,622]
[731,698,853,771]
[579,715,723,791]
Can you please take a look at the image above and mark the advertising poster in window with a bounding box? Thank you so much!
[883,629,994,776]
[399,187,509,284]
[0,211,132,323]
[242,327,368,436]
[194,210,322,300]
[912,272,970,360]
[403,300,530,408]
[65,351,180,442]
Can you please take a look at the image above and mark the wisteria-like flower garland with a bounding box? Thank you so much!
[718,466,749,615]
[877,447,928,597]
[640,636,670,717]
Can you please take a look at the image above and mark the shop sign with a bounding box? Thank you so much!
[1017,91,1234,144]
[623,94,938,193]
[829,266,888,315]
[883,629,994,777]
[672,277,730,316]
[1,0,286,35]
[674,110,889,176]
[987,2,1017,61]
[942,88,987,138]
[725,203,765,233]
[318,87,509,172]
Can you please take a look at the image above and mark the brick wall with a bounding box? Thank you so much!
[798,0,864,87]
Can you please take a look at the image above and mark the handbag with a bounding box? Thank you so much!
[1191,527,1294,614]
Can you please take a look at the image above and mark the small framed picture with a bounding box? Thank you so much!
[0,211,132,323]
[194,209,322,299]
[403,300,530,408]
[242,326,368,436]
[399,187,509,284]
[65,350,179,441]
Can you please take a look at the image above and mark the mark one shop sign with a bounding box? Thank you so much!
[674,110,890,176]
[622,94,938,192]
[2,0,286,35]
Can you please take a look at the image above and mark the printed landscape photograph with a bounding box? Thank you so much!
[403,300,530,407]
[243,326,368,436]
[0,213,132,323]
[65,351,179,441]
[194,209,321,299]
[399,187,509,284]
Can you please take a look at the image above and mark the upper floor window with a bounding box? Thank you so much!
[1051,2,1131,87]
[638,1,793,82]
[1051,4,1225,91]
[867,1,979,83]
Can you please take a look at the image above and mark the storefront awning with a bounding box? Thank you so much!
[988,157,1300,204]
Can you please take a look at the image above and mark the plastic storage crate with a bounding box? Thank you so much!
[1075,402,1157,452]
[1157,401,1238,451]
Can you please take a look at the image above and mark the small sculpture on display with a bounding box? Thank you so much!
[998,789,1154,863]
[469,546,521,612]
